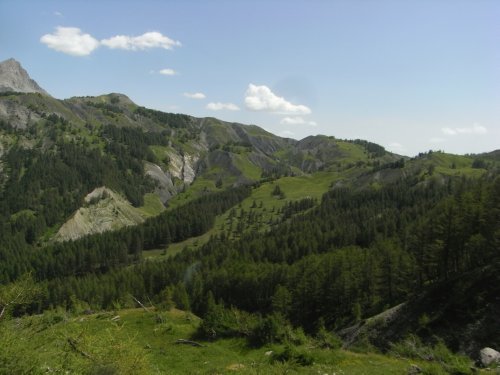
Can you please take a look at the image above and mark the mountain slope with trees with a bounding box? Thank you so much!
[1,59,499,373]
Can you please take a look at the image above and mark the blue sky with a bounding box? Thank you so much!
[1,0,498,156]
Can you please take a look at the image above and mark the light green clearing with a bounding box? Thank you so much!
[138,193,165,217]
[145,172,336,259]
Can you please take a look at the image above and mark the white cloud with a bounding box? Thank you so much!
[244,84,311,115]
[280,116,317,127]
[159,68,177,76]
[441,123,487,136]
[54,11,63,17]
[206,102,240,111]
[40,26,99,56]
[184,92,206,99]
[101,31,181,51]
[42,28,181,56]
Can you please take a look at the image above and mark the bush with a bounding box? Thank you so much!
[197,303,256,340]
[250,313,287,346]
[315,326,342,349]
[249,313,306,347]
[271,345,315,366]
[390,335,472,375]
[39,307,68,328]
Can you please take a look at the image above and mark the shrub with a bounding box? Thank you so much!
[197,302,256,340]
[250,313,287,346]
[271,345,315,366]
[315,326,343,349]
[249,313,306,347]
[390,335,472,375]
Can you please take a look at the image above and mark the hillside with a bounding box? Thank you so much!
[0,69,408,243]
[0,60,499,374]
[0,307,481,375]
[339,262,500,357]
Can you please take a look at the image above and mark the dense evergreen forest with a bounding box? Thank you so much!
[2,171,497,345]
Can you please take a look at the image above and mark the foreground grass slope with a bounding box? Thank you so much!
[1,307,464,375]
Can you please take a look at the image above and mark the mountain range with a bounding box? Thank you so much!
[0,58,499,374]
[0,57,406,240]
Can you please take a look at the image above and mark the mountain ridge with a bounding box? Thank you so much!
[0,58,50,96]
[0,86,495,241]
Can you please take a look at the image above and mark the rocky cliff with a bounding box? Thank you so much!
[0,58,50,95]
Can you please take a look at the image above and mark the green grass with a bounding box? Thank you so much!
[336,141,369,163]
[426,152,487,177]
[138,193,166,217]
[166,177,218,210]
[2,307,450,375]
[232,153,262,180]
[149,145,173,166]
[144,172,338,259]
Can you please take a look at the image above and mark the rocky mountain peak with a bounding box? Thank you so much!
[0,58,50,96]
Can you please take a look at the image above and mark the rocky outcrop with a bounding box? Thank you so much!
[144,162,176,204]
[182,154,198,184]
[167,150,199,184]
[0,58,50,95]
[54,187,145,241]
[0,98,43,129]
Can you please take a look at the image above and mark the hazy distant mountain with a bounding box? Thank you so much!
[0,58,50,95]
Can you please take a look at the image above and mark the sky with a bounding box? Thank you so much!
[1,0,499,156]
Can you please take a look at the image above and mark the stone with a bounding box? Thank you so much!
[407,364,422,374]
[480,347,500,367]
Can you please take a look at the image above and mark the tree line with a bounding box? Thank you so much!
[5,174,496,337]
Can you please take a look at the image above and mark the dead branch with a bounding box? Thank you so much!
[146,295,156,310]
[175,339,204,347]
[67,338,93,359]
[131,295,152,313]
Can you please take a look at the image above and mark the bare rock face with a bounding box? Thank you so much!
[0,98,43,129]
[54,187,145,242]
[0,58,50,95]
[182,154,198,184]
[166,150,199,184]
[144,162,176,204]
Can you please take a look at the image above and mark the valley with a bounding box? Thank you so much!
[0,58,499,374]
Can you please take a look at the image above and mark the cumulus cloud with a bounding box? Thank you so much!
[159,68,177,76]
[280,116,317,127]
[206,102,240,111]
[184,92,206,99]
[101,31,181,51]
[41,27,181,56]
[441,123,487,136]
[245,84,311,115]
[40,27,99,56]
